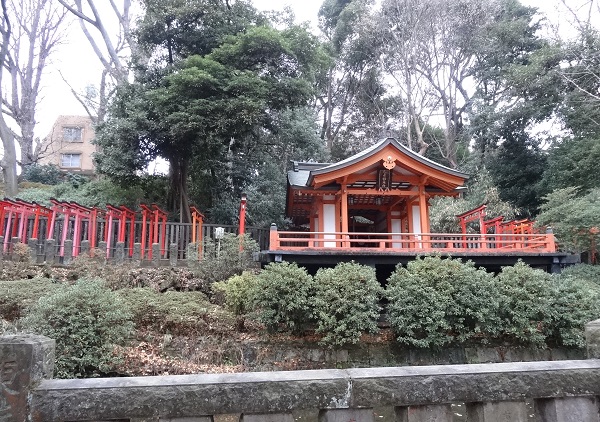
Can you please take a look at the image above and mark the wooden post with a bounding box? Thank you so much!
[546,226,556,252]
[239,193,247,251]
[269,224,279,250]
[340,185,349,248]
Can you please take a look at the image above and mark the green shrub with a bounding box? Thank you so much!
[21,164,62,185]
[190,233,260,285]
[252,262,315,333]
[496,261,556,346]
[116,288,224,335]
[21,279,134,378]
[0,279,60,321]
[385,255,500,348]
[213,271,259,330]
[549,276,600,347]
[213,271,258,315]
[314,262,382,347]
[559,264,600,285]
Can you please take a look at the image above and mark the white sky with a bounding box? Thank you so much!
[34,0,593,139]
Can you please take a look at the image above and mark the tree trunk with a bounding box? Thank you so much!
[168,156,191,223]
[0,115,18,197]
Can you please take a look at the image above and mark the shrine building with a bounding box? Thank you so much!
[265,137,576,274]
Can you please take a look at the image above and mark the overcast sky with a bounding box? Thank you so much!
[34,0,591,138]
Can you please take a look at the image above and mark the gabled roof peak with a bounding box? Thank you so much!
[311,137,468,179]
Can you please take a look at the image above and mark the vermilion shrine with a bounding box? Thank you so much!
[267,137,574,272]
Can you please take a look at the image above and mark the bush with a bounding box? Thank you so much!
[385,256,499,348]
[21,279,134,378]
[21,164,62,185]
[495,261,556,346]
[551,270,600,347]
[559,264,600,285]
[213,271,258,315]
[252,262,315,333]
[189,233,260,285]
[116,288,232,335]
[314,262,382,347]
[213,271,259,330]
[0,279,61,321]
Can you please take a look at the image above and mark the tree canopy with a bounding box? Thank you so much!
[95,18,324,222]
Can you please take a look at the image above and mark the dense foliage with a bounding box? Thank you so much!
[20,164,62,185]
[495,262,558,346]
[21,279,134,378]
[116,288,231,335]
[313,262,382,347]
[0,0,597,244]
[251,262,315,333]
[212,271,258,316]
[536,188,600,254]
[0,256,597,377]
[386,256,500,347]
[386,257,600,348]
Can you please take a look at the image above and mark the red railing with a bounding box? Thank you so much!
[269,231,557,253]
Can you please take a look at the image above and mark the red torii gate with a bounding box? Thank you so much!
[68,202,103,256]
[105,204,137,258]
[190,206,205,257]
[482,216,504,234]
[139,203,167,259]
[1,199,51,252]
[457,204,487,235]
[48,200,103,257]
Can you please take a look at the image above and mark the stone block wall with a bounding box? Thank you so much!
[2,320,600,422]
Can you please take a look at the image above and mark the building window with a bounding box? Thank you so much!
[60,153,81,168]
[63,127,83,142]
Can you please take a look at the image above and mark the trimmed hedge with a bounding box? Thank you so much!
[386,257,600,348]
[386,256,500,348]
[314,262,382,347]
[251,262,315,333]
[21,279,134,378]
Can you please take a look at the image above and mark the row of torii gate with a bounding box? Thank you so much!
[0,198,208,259]
[456,204,538,236]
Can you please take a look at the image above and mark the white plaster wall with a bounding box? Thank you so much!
[411,204,422,247]
[323,204,336,247]
[391,219,402,248]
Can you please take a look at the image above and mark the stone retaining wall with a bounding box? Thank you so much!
[1,319,600,421]
[174,335,585,371]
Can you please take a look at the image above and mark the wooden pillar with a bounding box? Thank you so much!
[418,184,429,250]
[407,198,415,248]
[340,185,349,247]
[418,184,429,234]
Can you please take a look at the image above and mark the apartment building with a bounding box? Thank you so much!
[39,115,97,175]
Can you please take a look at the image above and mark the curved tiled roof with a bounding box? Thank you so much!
[310,137,468,181]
